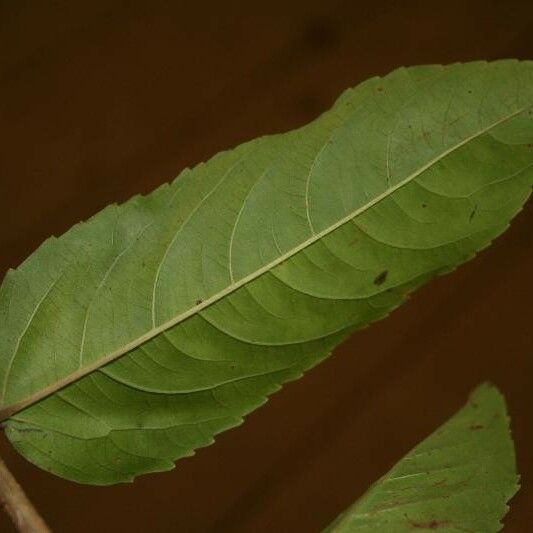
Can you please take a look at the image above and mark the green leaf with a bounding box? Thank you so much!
[324,384,519,533]
[1,61,532,484]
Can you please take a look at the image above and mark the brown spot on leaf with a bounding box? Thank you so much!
[196,299,203,306]
[374,270,388,285]
[470,424,484,430]
[377,86,385,92]
[374,499,402,511]
[409,519,451,529]
[469,205,478,221]
[421,203,427,208]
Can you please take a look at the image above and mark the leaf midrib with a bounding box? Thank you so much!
[0,106,527,421]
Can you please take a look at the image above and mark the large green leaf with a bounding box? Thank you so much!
[324,384,519,533]
[1,61,532,484]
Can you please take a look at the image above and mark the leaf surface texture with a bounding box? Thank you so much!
[1,61,532,483]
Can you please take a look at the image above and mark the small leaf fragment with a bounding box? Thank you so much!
[325,384,519,533]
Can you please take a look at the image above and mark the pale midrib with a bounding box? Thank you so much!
[0,106,526,421]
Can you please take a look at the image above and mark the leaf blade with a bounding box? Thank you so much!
[1,61,532,483]
[324,384,519,533]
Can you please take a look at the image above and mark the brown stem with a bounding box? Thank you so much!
[0,457,50,532]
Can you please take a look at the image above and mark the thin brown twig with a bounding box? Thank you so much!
[0,456,50,532]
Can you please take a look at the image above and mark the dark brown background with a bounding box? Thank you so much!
[0,1,532,531]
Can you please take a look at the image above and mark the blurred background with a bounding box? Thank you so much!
[0,1,532,531]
